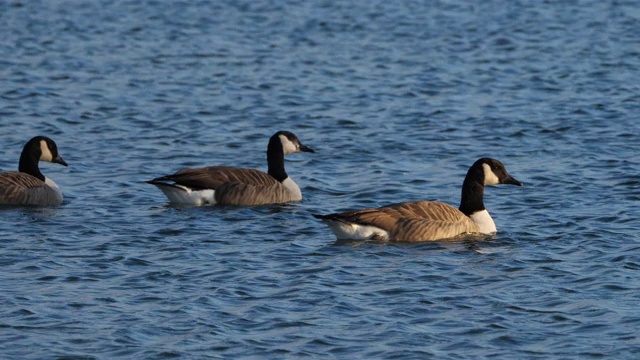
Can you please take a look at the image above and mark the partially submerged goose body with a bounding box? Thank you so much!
[147,131,314,206]
[314,158,522,242]
[0,136,68,206]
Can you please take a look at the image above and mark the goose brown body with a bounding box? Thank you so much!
[316,201,480,242]
[0,172,63,205]
[151,166,300,205]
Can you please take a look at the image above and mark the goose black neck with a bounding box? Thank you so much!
[266,136,287,182]
[458,166,485,216]
[18,144,45,181]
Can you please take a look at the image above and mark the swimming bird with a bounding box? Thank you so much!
[0,136,68,206]
[146,131,315,206]
[313,158,523,242]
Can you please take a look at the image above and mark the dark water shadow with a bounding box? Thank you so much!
[331,233,496,247]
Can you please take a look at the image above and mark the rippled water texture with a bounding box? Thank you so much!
[1,0,639,358]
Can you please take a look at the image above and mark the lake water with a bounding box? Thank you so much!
[1,0,639,358]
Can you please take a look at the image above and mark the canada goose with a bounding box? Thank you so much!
[0,136,68,206]
[313,158,523,242]
[146,131,315,206]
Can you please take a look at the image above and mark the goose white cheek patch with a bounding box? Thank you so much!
[40,140,54,162]
[279,135,299,155]
[482,163,500,186]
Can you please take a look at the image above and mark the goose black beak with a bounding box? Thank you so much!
[54,156,68,167]
[503,175,523,186]
[300,144,315,153]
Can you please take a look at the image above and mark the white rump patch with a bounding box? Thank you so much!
[321,219,389,241]
[279,134,299,155]
[44,177,63,203]
[155,184,216,206]
[281,177,302,201]
[40,140,54,162]
[482,163,500,186]
[469,209,496,234]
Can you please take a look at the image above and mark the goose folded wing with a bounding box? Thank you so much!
[159,166,279,190]
[379,201,468,222]
[335,201,466,225]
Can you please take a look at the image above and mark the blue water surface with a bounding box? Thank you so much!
[1,0,639,358]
